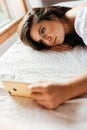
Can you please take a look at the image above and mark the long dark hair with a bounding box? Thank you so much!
[18,6,85,51]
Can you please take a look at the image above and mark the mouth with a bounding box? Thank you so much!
[53,37,57,45]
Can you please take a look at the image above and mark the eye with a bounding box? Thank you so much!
[40,27,46,36]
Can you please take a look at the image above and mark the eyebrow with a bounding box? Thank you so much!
[38,26,42,43]
[39,26,42,35]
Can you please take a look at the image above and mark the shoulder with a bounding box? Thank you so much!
[65,3,87,20]
[74,7,87,46]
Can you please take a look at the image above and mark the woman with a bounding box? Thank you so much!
[18,3,87,109]
[18,4,86,51]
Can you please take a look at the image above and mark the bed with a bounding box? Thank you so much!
[0,1,87,130]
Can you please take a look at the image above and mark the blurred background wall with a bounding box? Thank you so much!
[25,0,77,9]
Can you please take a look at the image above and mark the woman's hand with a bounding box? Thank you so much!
[50,44,73,52]
[27,81,69,109]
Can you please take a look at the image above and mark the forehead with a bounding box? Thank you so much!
[30,20,48,42]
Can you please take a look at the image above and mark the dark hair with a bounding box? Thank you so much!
[18,6,85,51]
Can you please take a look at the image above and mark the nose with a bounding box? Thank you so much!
[43,35,53,45]
[48,36,52,42]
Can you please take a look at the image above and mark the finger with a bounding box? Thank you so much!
[35,100,54,110]
[27,81,49,90]
[35,100,47,108]
[31,87,45,93]
[39,101,56,110]
[31,92,47,100]
[32,92,54,102]
[27,84,44,92]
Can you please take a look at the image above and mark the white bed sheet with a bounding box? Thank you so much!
[1,41,87,82]
[0,40,87,130]
[0,1,87,129]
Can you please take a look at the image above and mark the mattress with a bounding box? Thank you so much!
[0,1,87,130]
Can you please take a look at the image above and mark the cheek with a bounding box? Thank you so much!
[30,30,40,42]
[51,24,61,35]
[57,24,65,36]
[56,25,65,44]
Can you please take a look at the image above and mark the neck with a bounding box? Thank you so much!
[62,15,75,35]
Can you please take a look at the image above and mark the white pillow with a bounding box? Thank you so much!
[0,40,87,83]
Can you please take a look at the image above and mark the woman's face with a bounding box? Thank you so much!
[30,18,65,46]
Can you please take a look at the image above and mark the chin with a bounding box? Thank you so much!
[56,39,64,45]
[56,42,63,45]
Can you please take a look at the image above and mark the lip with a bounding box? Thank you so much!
[53,37,57,45]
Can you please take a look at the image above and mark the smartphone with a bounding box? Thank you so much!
[2,80,32,98]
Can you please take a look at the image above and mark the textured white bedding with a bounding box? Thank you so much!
[0,1,87,130]
[0,40,87,130]
[0,41,87,82]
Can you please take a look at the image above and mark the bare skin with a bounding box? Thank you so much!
[30,3,87,47]
[28,81,68,109]
[28,72,87,110]
[30,15,70,47]
[28,3,87,109]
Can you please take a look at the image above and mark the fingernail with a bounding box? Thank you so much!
[27,85,33,90]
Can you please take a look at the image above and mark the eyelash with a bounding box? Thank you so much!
[40,27,46,36]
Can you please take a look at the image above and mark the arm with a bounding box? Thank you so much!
[66,72,87,100]
[27,72,87,109]
[65,2,87,33]
[50,43,73,52]
[66,2,87,19]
